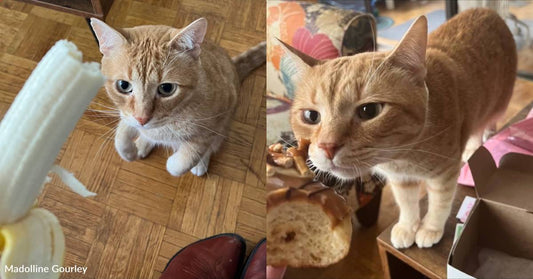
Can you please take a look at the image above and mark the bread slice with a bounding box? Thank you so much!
[266,184,352,267]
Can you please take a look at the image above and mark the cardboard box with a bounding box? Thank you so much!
[447,146,533,278]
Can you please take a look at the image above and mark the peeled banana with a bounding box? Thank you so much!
[0,209,65,279]
[0,40,105,279]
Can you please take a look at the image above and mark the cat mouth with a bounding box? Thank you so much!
[136,120,163,129]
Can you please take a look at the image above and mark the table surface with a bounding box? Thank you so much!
[377,185,476,279]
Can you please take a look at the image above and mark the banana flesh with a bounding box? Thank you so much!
[0,40,104,279]
[0,209,65,279]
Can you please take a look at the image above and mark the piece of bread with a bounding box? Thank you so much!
[267,177,352,267]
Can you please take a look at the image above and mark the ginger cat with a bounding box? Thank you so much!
[90,18,265,177]
[284,8,516,248]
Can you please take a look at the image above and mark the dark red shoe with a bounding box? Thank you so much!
[160,233,246,279]
[240,238,266,279]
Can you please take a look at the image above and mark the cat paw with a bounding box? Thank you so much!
[166,160,189,177]
[166,153,195,177]
[116,146,138,162]
[136,139,154,159]
[415,226,444,248]
[190,164,208,176]
[391,223,418,249]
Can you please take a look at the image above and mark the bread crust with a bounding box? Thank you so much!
[266,179,352,267]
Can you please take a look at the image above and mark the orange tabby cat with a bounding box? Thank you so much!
[284,9,516,248]
[90,18,265,177]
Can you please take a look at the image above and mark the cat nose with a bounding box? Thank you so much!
[318,143,343,160]
[135,116,151,126]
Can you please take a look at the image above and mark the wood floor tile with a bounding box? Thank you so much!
[8,16,71,60]
[0,7,27,52]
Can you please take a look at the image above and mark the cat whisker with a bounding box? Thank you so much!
[359,160,376,174]
[276,136,296,148]
[93,138,113,162]
[351,163,360,179]
[356,159,366,178]
[193,110,232,122]
[361,125,453,152]
[85,115,120,120]
[95,126,117,143]
[188,122,226,138]
[84,116,121,123]
[371,147,456,161]
[85,109,119,114]
[85,113,120,117]
[90,101,116,109]
[93,126,117,161]
[90,118,121,128]
[89,104,118,112]
[87,108,120,114]
[370,171,387,186]
[378,155,433,173]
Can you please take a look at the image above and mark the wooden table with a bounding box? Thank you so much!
[377,185,475,279]
[17,0,114,19]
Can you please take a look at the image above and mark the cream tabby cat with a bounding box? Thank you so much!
[284,9,516,248]
[90,18,265,177]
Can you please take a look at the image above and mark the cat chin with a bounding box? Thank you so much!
[331,168,368,180]
[316,165,370,181]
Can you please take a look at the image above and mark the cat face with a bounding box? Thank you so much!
[285,17,429,180]
[91,18,207,129]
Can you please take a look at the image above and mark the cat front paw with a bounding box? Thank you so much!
[190,164,208,176]
[136,138,154,159]
[116,144,138,162]
[166,151,197,177]
[166,159,189,177]
[415,226,444,248]
[391,222,418,249]
[190,153,212,177]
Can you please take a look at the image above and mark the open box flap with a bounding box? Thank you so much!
[469,147,533,212]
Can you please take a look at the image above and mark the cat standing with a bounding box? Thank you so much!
[283,8,516,248]
[91,18,265,177]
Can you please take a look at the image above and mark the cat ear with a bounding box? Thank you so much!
[277,39,319,79]
[169,18,207,58]
[387,16,428,83]
[90,18,127,56]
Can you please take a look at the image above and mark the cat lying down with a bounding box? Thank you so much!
[90,18,265,177]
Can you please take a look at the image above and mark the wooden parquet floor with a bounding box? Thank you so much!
[0,0,266,278]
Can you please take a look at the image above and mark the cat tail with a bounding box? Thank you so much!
[232,41,266,82]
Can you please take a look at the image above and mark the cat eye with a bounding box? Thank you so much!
[357,103,383,120]
[158,83,178,97]
[302,110,321,125]
[116,80,133,94]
